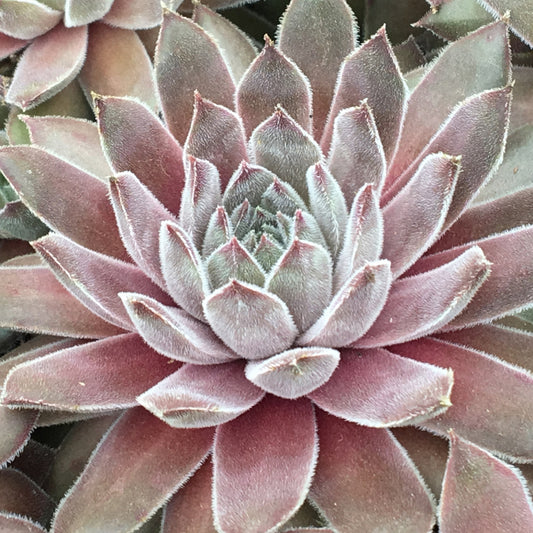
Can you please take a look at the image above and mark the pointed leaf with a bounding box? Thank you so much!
[327,103,386,207]
[156,11,235,144]
[185,94,247,188]
[7,23,87,110]
[439,432,533,532]
[52,407,214,533]
[203,206,233,258]
[204,280,298,359]
[393,35,425,73]
[0,407,38,467]
[0,146,126,259]
[291,209,328,250]
[2,334,177,412]
[63,0,113,26]
[120,292,237,365]
[479,0,533,47]
[253,234,284,272]
[214,396,317,533]
[138,361,264,428]
[300,261,391,348]
[250,107,322,203]
[0,0,62,40]
[0,200,49,241]
[260,177,307,217]
[310,411,435,532]
[358,247,490,347]
[102,0,162,29]
[96,95,185,214]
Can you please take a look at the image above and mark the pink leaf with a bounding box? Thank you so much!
[0,33,28,59]
[0,514,46,533]
[214,396,317,533]
[52,407,214,532]
[138,361,264,428]
[63,0,114,26]
[102,0,162,29]
[0,407,37,467]
[203,206,233,258]
[0,0,61,40]
[310,411,435,532]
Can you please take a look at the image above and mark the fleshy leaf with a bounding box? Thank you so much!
[310,411,436,532]
[480,0,533,47]
[203,206,233,258]
[214,396,317,533]
[439,432,533,531]
[155,11,235,144]
[120,292,237,365]
[327,103,386,207]
[260,177,307,217]
[253,234,284,272]
[0,407,38,467]
[245,347,340,399]
[138,361,264,428]
[96,95,185,214]
[204,280,298,359]
[0,0,62,40]
[237,36,312,136]
[291,209,328,251]
[52,407,214,533]
[160,221,210,321]
[63,0,114,26]
[300,261,391,348]
[0,33,28,59]
[102,0,162,29]
[309,347,452,427]
[7,23,87,110]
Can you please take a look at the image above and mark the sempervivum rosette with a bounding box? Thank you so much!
[0,0,532,531]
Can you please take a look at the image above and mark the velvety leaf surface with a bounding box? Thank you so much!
[358,247,490,347]
[439,432,533,532]
[392,35,425,73]
[0,0,62,40]
[0,266,123,338]
[2,334,177,412]
[63,0,114,26]
[237,37,311,136]
[509,67,533,134]
[214,396,317,533]
[480,0,533,46]
[97,96,185,214]
[156,11,235,145]
[0,146,126,259]
[310,411,435,532]
[0,513,46,533]
[278,0,356,137]
[0,200,49,241]
[138,361,264,428]
[80,23,157,111]
[52,407,214,533]
[393,337,533,461]
[8,439,54,487]
[203,206,233,258]
[7,23,87,110]
[0,406,37,467]
[102,0,162,29]
[0,33,28,59]
[309,348,452,427]
[204,280,298,359]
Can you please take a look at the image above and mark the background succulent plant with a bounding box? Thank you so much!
[0,0,532,531]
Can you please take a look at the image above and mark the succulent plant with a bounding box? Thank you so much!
[0,0,533,531]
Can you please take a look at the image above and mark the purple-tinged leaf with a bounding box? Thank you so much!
[204,280,298,359]
[63,0,113,26]
[321,26,406,161]
[385,87,512,228]
[120,292,237,365]
[309,347,452,427]
[0,407,37,467]
[0,468,54,526]
[207,236,265,289]
[7,23,87,110]
[278,0,356,138]
[193,4,256,84]
[439,432,533,532]
[33,233,169,330]
[254,233,284,272]
[310,411,435,532]
[334,184,383,292]
[393,337,533,461]
[156,11,235,145]
[10,439,55,487]
[388,22,510,179]
[266,238,332,332]
[327,103,386,207]
[480,0,533,46]
[0,146,127,259]
[160,221,210,321]
[250,107,322,203]
[383,153,460,277]
[357,247,490,347]
[306,163,348,257]
[108,172,176,288]
[300,261,391,348]
[510,67,533,134]
[0,514,45,533]
[185,94,247,189]
[80,23,157,111]
[96,95,185,214]
[291,209,327,250]
[237,36,312,137]
[393,35,425,73]
[2,334,177,412]
[245,347,340,399]
[138,361,264,428]
[102,0,162,29]
[214,396,317,533]
[0,33,28,59]
[415,226,533,330]
[22,115,112,178]
[52,407,214,533]
[0,266,123,338]
[203,206,233,258]
[0,1,61,40]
